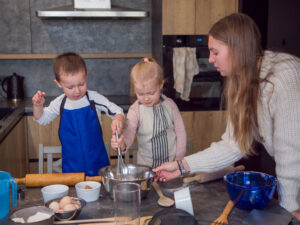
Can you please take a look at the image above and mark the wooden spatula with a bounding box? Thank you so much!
[152,181,174,207]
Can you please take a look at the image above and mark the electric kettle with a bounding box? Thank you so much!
[0,171,17,219]
[1,73,24,101]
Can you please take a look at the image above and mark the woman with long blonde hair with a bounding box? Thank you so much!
[154,13,300,220]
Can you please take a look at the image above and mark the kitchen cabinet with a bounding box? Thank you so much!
[182,110,227,152]
[195,0,239,34]
[152,0,238,67]
[161,0,238,35]
[0,118,28,177]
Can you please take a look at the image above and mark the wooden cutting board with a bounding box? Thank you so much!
[54,216,152,225]
[183,165,245,184]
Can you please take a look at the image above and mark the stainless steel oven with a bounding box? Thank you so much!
[162,35,225,110]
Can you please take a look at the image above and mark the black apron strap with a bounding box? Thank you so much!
[86,91,103,131]
[58,95,67,137]
[60,96,67,116]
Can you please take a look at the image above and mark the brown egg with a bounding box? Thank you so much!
[63,203,77,212]
[49,201,60,212]
[59,196,72,209]
[72,201,81,209]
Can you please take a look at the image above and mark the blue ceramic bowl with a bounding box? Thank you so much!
[224,171,277,210]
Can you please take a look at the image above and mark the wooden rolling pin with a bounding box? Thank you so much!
[15,173,102,187]
[183,165,245,184]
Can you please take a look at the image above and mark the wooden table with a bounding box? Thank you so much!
[1,178,298,225]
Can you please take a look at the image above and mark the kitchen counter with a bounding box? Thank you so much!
[0,95,224,143]
[0,179,298,225]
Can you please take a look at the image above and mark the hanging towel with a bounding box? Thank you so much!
[173,47,200,101]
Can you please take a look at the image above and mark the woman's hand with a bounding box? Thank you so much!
[292,210,300,221]
[111,133,126,153]
[111,114,124,135]
[152,161,181,182]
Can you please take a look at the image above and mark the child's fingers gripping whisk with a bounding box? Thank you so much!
[111,133,126,152]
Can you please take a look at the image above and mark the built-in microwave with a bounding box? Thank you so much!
[162,35,225,110]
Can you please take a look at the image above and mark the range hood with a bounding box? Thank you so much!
[36,0,149,18]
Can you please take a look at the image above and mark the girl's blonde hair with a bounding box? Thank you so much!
[130,57,164,87]
[209,13,263,156]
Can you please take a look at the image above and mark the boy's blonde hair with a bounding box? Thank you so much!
[53,52,87,82]
[130,57,164,87]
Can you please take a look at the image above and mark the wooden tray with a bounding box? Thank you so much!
[54,216,152,225]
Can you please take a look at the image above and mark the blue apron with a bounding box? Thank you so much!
[59,93,110,176]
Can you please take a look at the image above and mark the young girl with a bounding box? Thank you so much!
[111,57,186,168]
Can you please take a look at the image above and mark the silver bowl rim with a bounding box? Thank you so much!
[99,164,155,182]
[9,206,55,224]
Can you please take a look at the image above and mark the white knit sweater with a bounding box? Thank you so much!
[185,51,300,212]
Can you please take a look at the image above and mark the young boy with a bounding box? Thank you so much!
[32,52,124,176]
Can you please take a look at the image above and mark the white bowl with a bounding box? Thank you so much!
[41,184,69,203]
[174,187,194,216]
[75,181,101,202]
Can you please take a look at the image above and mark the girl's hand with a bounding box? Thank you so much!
[32,91,46,106]
[152,161,181,182]
[111,133,126,152]
[111,114,124,135]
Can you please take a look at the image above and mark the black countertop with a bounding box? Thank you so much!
[0,178,298,225]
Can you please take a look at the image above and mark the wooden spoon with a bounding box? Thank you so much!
[211,200,235,225]
[152,181,174,207]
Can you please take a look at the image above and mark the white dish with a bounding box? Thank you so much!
[41,184,69,204]
[75,181,101,202]
[174,187,194,216]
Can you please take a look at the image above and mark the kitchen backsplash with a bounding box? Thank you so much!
[0,0,151,97]
[0,58,140,98]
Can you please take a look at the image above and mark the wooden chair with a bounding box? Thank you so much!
[38,144,62,174]
[125,142,138,164]
[38,142,111,173]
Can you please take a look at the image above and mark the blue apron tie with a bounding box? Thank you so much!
[59,94,110,176]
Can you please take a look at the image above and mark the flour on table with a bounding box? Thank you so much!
[27,212,51,222]
[11,218,26,223]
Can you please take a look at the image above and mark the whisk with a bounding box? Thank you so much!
[116,132,128,177]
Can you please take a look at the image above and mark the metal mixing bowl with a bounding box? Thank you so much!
[99,164,155,199]
[10,206,55,225]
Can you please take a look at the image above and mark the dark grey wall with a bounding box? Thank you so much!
[0,0,152,98]
[267,0,300,57]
